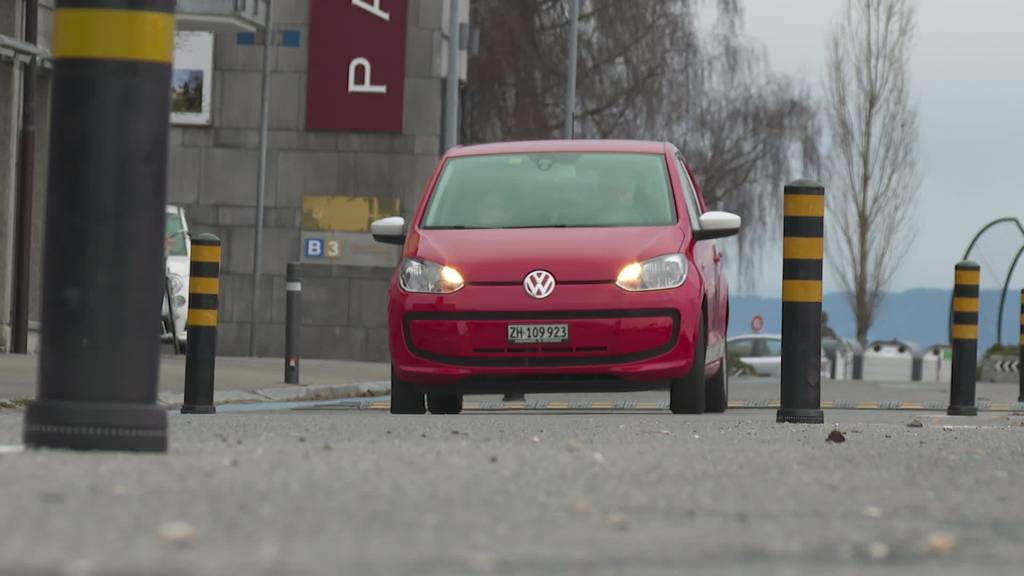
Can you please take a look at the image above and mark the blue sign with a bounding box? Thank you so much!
[304,238,324,258]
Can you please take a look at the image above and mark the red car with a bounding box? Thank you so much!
[371,140,741,414]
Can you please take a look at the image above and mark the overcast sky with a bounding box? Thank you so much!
[723,0,1024,296]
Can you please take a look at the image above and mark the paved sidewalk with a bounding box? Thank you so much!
[0,353,391,408]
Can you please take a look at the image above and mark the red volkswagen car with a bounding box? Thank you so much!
[372,140,740,415]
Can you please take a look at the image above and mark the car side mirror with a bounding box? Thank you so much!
[371,216,407,245]
[693,211,741,241]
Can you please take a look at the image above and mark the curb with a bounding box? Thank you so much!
[157,380,391,408]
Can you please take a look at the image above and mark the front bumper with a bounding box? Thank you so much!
[389,280,702,389]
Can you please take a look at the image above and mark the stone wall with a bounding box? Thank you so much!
[167,0,459,360]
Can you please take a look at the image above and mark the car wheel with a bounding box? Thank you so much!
[427,395,463,414]
[390,366,425,415]
[705,343,728,413]
[670,315,706,414]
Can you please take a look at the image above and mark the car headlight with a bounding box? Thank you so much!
[167,274,185,294]
[399,258,465,294]
[616,254,688,291]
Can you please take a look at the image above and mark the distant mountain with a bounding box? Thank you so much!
[729,289,1020,353]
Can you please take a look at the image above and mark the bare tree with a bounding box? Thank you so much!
[825,0,920,345]
[466,0,821,283]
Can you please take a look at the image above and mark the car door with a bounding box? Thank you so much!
[674,155,722,362]
[729,338,756,373]
[749,337,783,377]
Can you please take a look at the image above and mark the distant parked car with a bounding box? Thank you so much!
[161,205,191,349]
[728,333,831,378]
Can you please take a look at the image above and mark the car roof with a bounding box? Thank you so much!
[445,139,672,158]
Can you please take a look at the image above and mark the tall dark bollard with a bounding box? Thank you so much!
[1018,289,1023,403]
[285,262,302,385]
[182,235,222,414]
[23,1,176,451]
[948,261,980,416]
[778,179,825,424]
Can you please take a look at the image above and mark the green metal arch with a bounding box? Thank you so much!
[948,217,1024,345]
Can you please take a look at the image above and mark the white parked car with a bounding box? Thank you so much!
[161,205,190,349]
[727,333,831,378]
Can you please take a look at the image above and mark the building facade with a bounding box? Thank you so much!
[0,0,468,361]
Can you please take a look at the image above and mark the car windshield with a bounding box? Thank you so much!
[165,212,187,257]
[421,152,677,229]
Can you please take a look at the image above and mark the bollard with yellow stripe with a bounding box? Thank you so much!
[183,234,223,414]
[24,0,177,452]
[948,261,980,416]
[778,179,825,424]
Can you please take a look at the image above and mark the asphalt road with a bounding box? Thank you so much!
[1,392,1024,575]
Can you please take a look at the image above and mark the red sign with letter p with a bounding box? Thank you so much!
[306,0,408,132]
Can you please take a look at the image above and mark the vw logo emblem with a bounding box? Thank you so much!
[523,270,556,299]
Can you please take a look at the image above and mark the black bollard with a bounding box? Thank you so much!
[777,179,825,424]
[285,262,301,385]
[23,0,176,452]
[948,261,980,416]
[182,235,222,414]
[1018,289,1023,403]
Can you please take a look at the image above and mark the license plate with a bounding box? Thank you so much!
[507,324,569,344]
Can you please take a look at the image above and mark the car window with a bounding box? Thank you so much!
[757,339,783,357]
[421,153,677,229]
[165,212,188,257]
[673,156,702,230]
[729,338,755,357]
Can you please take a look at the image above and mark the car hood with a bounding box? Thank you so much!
[410,226,686,283]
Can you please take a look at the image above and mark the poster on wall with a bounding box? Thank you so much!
[171,31,214,126]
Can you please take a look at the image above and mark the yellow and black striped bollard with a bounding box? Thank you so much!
[948,261,980,416]
[24,0,176,452]
[778,179,825,424]
[1018,288,1023,403]
[183,234,223,414]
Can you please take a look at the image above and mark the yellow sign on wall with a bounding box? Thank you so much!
[302,195,401,233]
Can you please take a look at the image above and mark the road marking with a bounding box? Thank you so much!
[352,400,1024,412]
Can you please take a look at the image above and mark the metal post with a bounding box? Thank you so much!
[563,0,579,139]
[948,261,980,416]
[1018,289,1023,403]
[12,0,38,354]
[24,0,176,451]
[777,179,825,424]
[183,234,222,414]
[996,245,1024,346]
[285,262,301,384]
[250,0,273,356]
[443,0,460,151]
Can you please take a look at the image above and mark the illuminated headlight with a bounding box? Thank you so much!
[616,254,688,291]
[167,274,185,294]
[399,258,465,294]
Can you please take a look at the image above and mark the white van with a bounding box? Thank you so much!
[161,205,191,349]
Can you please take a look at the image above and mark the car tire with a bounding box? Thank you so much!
[705,343,728,413]
[390,367,425,415]
[670,315,706,414]
[427,395,463,414]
